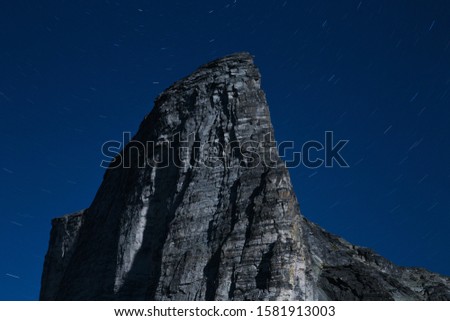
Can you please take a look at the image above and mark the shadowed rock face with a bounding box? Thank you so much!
[40,52,450,301]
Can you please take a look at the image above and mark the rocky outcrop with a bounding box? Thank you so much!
[40,210,84,300]
[302,219,450,300]
[40,52,450,300]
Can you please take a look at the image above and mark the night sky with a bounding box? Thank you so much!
[1,0,449,300]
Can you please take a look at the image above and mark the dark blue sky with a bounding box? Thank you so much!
[1,0,449,300]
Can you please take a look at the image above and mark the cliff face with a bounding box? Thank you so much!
[40,52,450,301]
[40,211,84,300]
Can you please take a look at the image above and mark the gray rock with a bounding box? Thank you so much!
[40,52,450,300]
[40,210,84,300]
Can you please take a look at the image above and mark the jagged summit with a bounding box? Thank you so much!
[150,51,260,117]
[196,51,254,68]
[40,53,450,301]
[193,51,254,72]
[157,51,254,92]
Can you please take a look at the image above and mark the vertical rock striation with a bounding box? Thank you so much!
[40,52,450,300]
[40,210,84,300]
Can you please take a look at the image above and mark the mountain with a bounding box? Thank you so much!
[40,52,450,300]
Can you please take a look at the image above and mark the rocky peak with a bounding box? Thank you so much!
[40,53,450,301]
